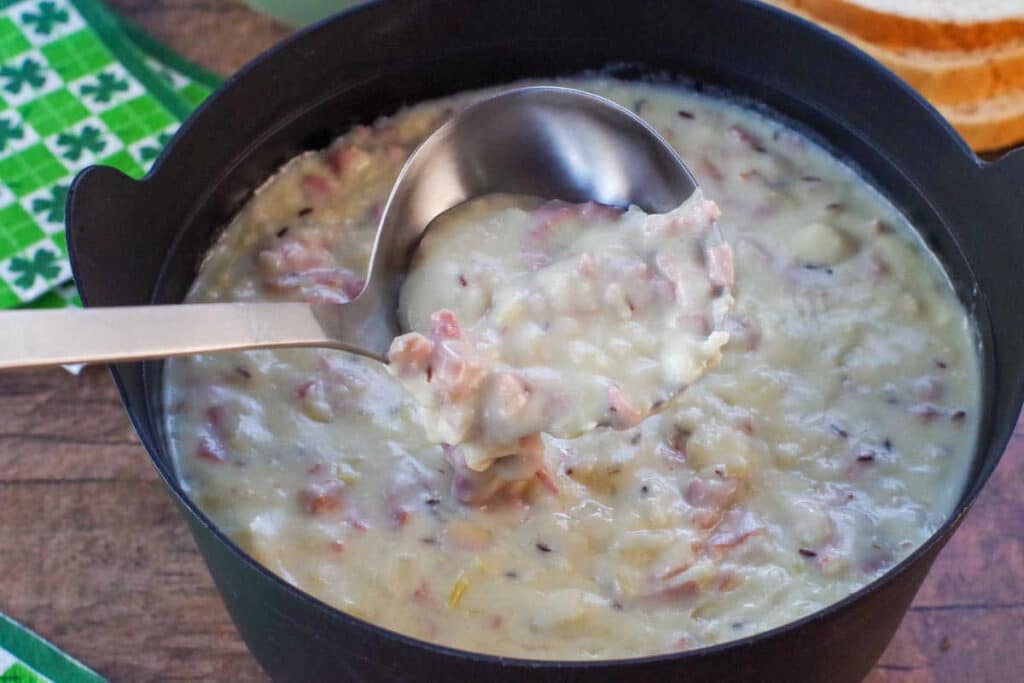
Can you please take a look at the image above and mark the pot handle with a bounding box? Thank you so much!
[66,165,163,308]
[984,147,1024,230]
[980,147,1024,426]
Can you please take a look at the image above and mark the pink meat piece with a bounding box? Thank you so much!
[196,404,231,462]
[391,508,411,528]
[708,508,765,553]
[301,173,335,202]
[327,145,364,176]
[432,309,461,339]
[196,434,226,462]
[534,463,560,495]
[389,311,485,407]
[707,243,735,289]
[205,405,227,435]
[258,233,365,303]
[388,333,434,374]
[693,508,722,531]
[445,434,545,506]
[432,343,481,404]
[646,578,701,602]
[298,480,345,515]
[655,199,721,237]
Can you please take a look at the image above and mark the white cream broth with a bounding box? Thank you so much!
[164,78,980,660]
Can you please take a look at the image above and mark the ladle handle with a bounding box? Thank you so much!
[0,302,347,370]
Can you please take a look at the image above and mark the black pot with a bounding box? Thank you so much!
[64,1,1024,681]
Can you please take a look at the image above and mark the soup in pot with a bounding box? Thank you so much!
[164,78,980,660]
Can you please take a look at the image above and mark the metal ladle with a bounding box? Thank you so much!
[0,86,698,370]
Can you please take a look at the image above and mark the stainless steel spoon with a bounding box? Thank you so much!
[0,86,698,370]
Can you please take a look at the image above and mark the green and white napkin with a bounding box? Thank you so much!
[1,1,223,674]
[0,613,105,682]
[0,0,221,309]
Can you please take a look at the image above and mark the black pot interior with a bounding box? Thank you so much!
[66,0,1024,671]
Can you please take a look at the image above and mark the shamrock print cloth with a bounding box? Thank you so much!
[0,0,220,309]
[0,2,223,676]
[0,612,105,682]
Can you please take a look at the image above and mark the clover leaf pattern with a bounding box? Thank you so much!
[20,1,71,36]
[9,248,60,289]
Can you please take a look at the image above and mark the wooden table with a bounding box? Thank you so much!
[1,2,1021,681]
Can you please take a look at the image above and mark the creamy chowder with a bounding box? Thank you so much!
[164,78,980,660]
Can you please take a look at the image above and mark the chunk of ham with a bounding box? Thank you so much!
[647,199,721,238]
[195,404,231,462]
[445,433,546,505]
[257,229,365,303]
[388,310,490,447]
[327,145,371,178]
[706,244,735,290]
[300,173,335,202]
[707,508,765,554]
[196,434,226,462]
[298,480,345,515]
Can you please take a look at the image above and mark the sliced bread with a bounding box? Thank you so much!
[784,0,1024,52]
[940,88,1024,150]
[763,0,1024,150]
[764,0,1024,105]
[879,40,1024,106]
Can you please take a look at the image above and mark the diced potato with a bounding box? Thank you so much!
[790,222,855,266]
[529,589,611,633]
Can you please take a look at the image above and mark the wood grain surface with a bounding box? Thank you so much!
[0,2,1021,681]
